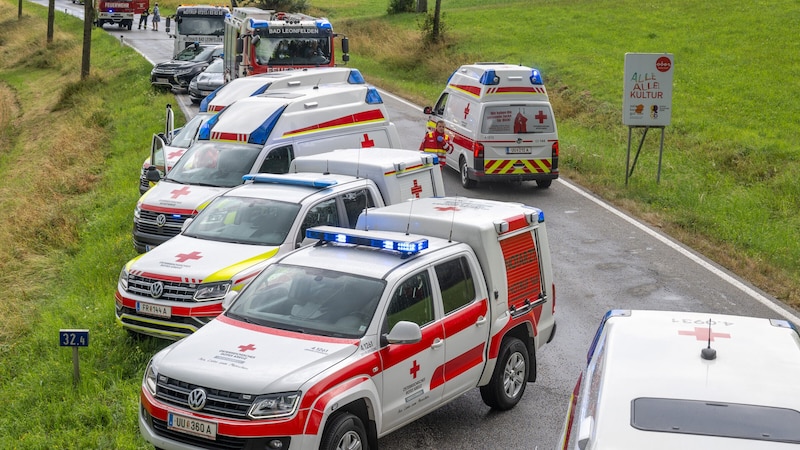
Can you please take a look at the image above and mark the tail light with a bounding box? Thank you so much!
[552,140,559,158]
[473,142,484,159]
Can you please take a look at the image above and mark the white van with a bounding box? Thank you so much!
[140,67,367,194]
[424,63,559,189]
[133,83,402,252]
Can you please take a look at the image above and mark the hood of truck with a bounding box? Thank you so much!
[126,234,280,285]
[156,316,360,394]
[139,181,228,215]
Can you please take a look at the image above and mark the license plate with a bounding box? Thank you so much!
[507,146,532,154]
[168,412,217,440]
[136,302,171,318]
[157,78,169,83]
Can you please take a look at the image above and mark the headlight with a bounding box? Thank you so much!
[248,392,300,419]
[189,78,197,89]
[194,282,231,301]
[144,360,158,395]
[119,267,129,291]
[175,68,196,76]
[134,204,141,220]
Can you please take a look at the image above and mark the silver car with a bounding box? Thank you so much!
[188,57,224,104]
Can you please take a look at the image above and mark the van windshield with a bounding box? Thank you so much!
[166,142,262,187]
[482,105,555,134]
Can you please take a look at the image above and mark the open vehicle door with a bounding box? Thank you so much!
[146,133,168,187]
[163,104,175,145]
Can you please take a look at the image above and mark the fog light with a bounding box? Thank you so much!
[267,439,284,449]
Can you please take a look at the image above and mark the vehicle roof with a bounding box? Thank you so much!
[289,148,435,175]
[277,228,461,280]
[590,309,800,448]
[222,172,368,204]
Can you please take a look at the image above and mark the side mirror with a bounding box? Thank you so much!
[423,106,433,114]
[221,290,238,311]
[236,37,244,54]
[145,165,161,182]
[181,217,194,232]
[251,35,260,46]
[384,321,422,345]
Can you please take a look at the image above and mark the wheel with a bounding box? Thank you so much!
[320,412,368,450]
[459,157,476,189]
[536,179,552,189]
[480,337,528,410]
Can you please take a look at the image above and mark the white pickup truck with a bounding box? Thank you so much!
[139,196,557,449]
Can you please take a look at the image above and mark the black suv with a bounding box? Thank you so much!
[150,43,223,92]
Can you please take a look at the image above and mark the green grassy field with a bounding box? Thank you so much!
[0,0,798,447]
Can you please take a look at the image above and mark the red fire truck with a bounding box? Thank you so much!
[222,7,349,81]
[95,0,149,30]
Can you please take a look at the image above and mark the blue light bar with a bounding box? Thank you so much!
[249,18,268,29]
[348,69,365,85]
[248,105,287,145]
[316,20,332,31]
[530,69,543,85]
[479,69,500,86]
[243,173,338,188]
[365,87,383,104]
[306,227,428,257]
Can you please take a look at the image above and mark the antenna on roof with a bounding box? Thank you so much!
[404,199,415,235]
[448,197,458,243]
[700,318,717,361]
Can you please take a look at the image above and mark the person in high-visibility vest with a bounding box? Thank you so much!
[419,120,452,167]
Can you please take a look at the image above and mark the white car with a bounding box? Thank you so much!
[559,309,800,450]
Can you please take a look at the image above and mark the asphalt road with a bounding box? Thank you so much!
[31,2,800,448]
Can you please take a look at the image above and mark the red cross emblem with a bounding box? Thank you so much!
[238,343,256,352]
[361,133,375,148]
[410,180,423,198]
[175,251,203,263]
[434,206,459,212]
[463,103,471,119]
[535,110,548,124]
[410,360,420,379]
[168,149,185,159]
[678,327,731,342]
[170,186,191,199]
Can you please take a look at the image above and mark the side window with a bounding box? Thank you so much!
[258,145,293,174]
[434,256,476,315]
[434,93,448,117]
[342,188,376,227]
[385,272,433,332]
[296,198,340,245]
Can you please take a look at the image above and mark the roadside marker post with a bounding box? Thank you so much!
[59,329,89,386]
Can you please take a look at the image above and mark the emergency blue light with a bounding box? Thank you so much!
[365,87,383,105]
[248,105,286,145]
[306,227,428,256]
[249,18,268,29]
[316,20,332,31]
[198,113,220,140]
[530,69,543,85]
[200,85,224,112]
[243,174,338,188]
[252,83,272,96]
[348,69,366,85]
[479,69,500,86]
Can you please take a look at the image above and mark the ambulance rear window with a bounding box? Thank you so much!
[482,106,555,134]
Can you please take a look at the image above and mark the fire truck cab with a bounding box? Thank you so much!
[425,63,559,189]
[139,196,556,449]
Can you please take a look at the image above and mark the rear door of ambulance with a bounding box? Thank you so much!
[479,101,557,179]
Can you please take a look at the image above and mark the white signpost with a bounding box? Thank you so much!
[623,53,674,184]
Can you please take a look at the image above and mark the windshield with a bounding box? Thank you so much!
[167,141,261,187]
[176,15,225,36]
[175,45,219,62]
[170,114,210,149]
[254,37,331,67]
[205,58,224,74]
[183,196,301,246]
[226,264,385,338]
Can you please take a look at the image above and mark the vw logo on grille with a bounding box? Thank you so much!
[516,138,523,144]
[150,281,164,299]
[155,214,167,227]
[187,388,207,411]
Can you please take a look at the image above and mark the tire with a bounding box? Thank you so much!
[460,157,476,189]
[480,337,528,410]
[320,412,368,450]
[536,179,552,189]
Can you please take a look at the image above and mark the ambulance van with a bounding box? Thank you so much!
[118,148,444,340]
[133,83,402,252]
[140,67,367,194]
[424,63,559,189]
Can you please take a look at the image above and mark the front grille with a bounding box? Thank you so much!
[156,376,255,419]
[128,274,198,302]
[135,208,190,239]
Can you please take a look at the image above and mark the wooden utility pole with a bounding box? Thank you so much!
[81,0,93,79]
[47,0,55,43]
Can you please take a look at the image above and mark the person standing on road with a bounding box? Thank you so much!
[138,7,149,29]
[419,120,453,167]
[151,3,160,31]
